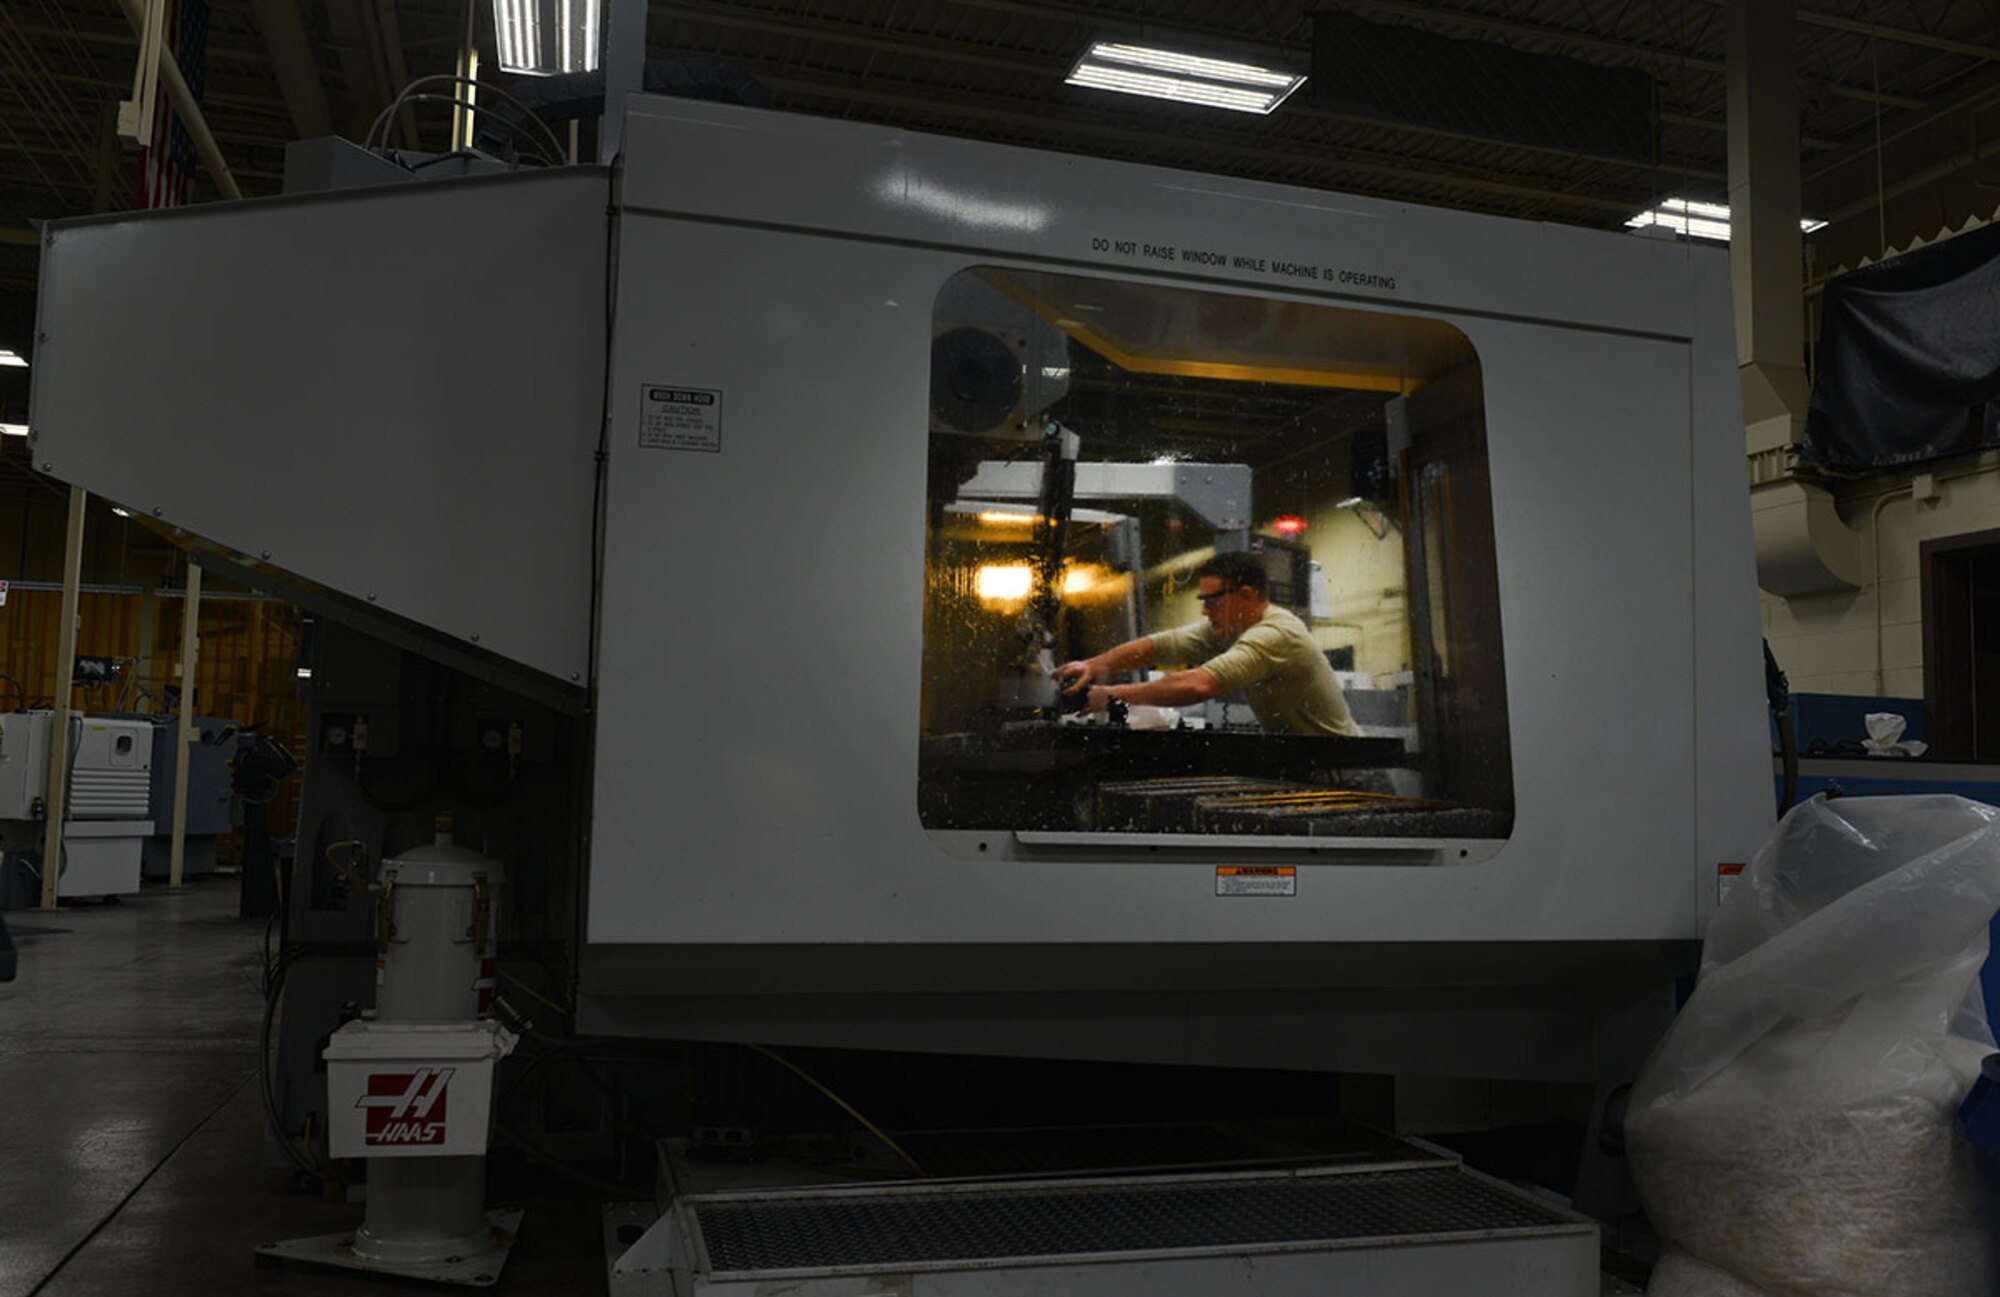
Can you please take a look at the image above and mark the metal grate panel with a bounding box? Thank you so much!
[693,1166,1579,1274]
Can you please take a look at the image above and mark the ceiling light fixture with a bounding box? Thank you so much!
[1626,197,1827,243]
[1066,41,1306,115]
[0,423,26,437]
[0,349,26,368]
[491,0,600,76]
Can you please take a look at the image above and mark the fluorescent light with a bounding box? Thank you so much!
[111,507,131,517]
[491,0,599,75]
[0,349,26,368]
[1626,197,1828,243]
[1067,41,1305,114]
[1090,43,1299,88]
[0,423,27,437]
[977,510,1040,526]
[296,666,314,680]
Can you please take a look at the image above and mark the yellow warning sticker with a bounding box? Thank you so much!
[1216,866,1297,897]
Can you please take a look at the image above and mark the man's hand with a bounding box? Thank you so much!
[1083,685,1117,714]
[1053,660,1097,695]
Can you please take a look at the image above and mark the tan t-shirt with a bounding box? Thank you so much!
[1150,604,1360,737]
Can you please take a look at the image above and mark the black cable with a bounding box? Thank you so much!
[258,954,329,1180]
[560,156,622,1022]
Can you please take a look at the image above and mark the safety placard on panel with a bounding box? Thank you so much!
[639,385,722,453]
[1717,862,1745,907]
[1216,866,1296,897]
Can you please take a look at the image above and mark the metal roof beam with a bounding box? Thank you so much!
[1662,109,1837,152]
[664,0,1724,178]
[1692,0,2000,62]
[1300,0,1924,110]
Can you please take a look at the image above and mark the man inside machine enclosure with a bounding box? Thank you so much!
[1056,550,1361,736]
[918,265,1513,843]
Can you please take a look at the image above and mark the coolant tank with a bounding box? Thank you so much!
[375,838,502,1023]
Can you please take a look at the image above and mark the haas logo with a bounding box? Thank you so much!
[357,1067,454,1146]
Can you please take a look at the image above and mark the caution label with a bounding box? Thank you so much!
[1717,862,1745,907]
[1216,865,1296,897]
[639,385,722,453]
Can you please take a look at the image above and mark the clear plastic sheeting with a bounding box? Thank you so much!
[1629,794,2000,1297]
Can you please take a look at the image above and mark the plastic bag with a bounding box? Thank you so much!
[1629,794,2000,1297]
[1863,711,1928,757]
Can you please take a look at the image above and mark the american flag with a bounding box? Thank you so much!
[133,0,209,210]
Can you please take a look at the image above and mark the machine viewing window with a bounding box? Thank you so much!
[920,267,1513,845]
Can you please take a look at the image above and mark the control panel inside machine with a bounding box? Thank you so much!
[919,266,1513,846]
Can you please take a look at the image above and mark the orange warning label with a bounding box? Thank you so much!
[1216,866,1297,897]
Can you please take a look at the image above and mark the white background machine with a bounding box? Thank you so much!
[0,711,154,901]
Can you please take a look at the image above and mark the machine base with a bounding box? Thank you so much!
[607,1140,1601,1297]
[256,1208,522,1287]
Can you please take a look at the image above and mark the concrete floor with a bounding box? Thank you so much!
[0,876,1652,1297]
[0,877,603,1297]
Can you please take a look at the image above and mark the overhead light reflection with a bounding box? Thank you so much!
[875,175,1050,233]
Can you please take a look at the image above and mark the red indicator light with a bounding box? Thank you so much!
[1271,514,1308,537]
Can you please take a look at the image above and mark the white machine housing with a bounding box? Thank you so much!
[28,99,1773,1079]
[0,712,155,898]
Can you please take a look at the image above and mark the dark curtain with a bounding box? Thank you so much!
[1804,221,2000,469]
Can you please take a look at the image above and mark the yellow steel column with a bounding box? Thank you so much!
[38,487,87,911]
[167,560,201,889]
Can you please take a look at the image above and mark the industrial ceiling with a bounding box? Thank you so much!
[2,0,1999,488]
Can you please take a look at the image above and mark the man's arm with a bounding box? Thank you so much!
[1086,668,1222,713]
[1053,636,1158,694]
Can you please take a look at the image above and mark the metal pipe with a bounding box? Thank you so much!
[167,558,200,889]
[113,0,243,200]
[252,0,334,139]
[600,0,647,161]
[38,487,87,911]
[374,0,419,149]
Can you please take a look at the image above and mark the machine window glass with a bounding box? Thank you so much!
[920,267,1513,846]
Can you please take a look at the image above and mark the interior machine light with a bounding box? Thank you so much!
[975,565,1034,602]
[0,349,26,368]
[491,0,600,75]
[1062,565,1107,595]
[1625,197,1827,243]
[0,423,27,437]
[977,511,1040,526]
[1067,41,1305,114]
